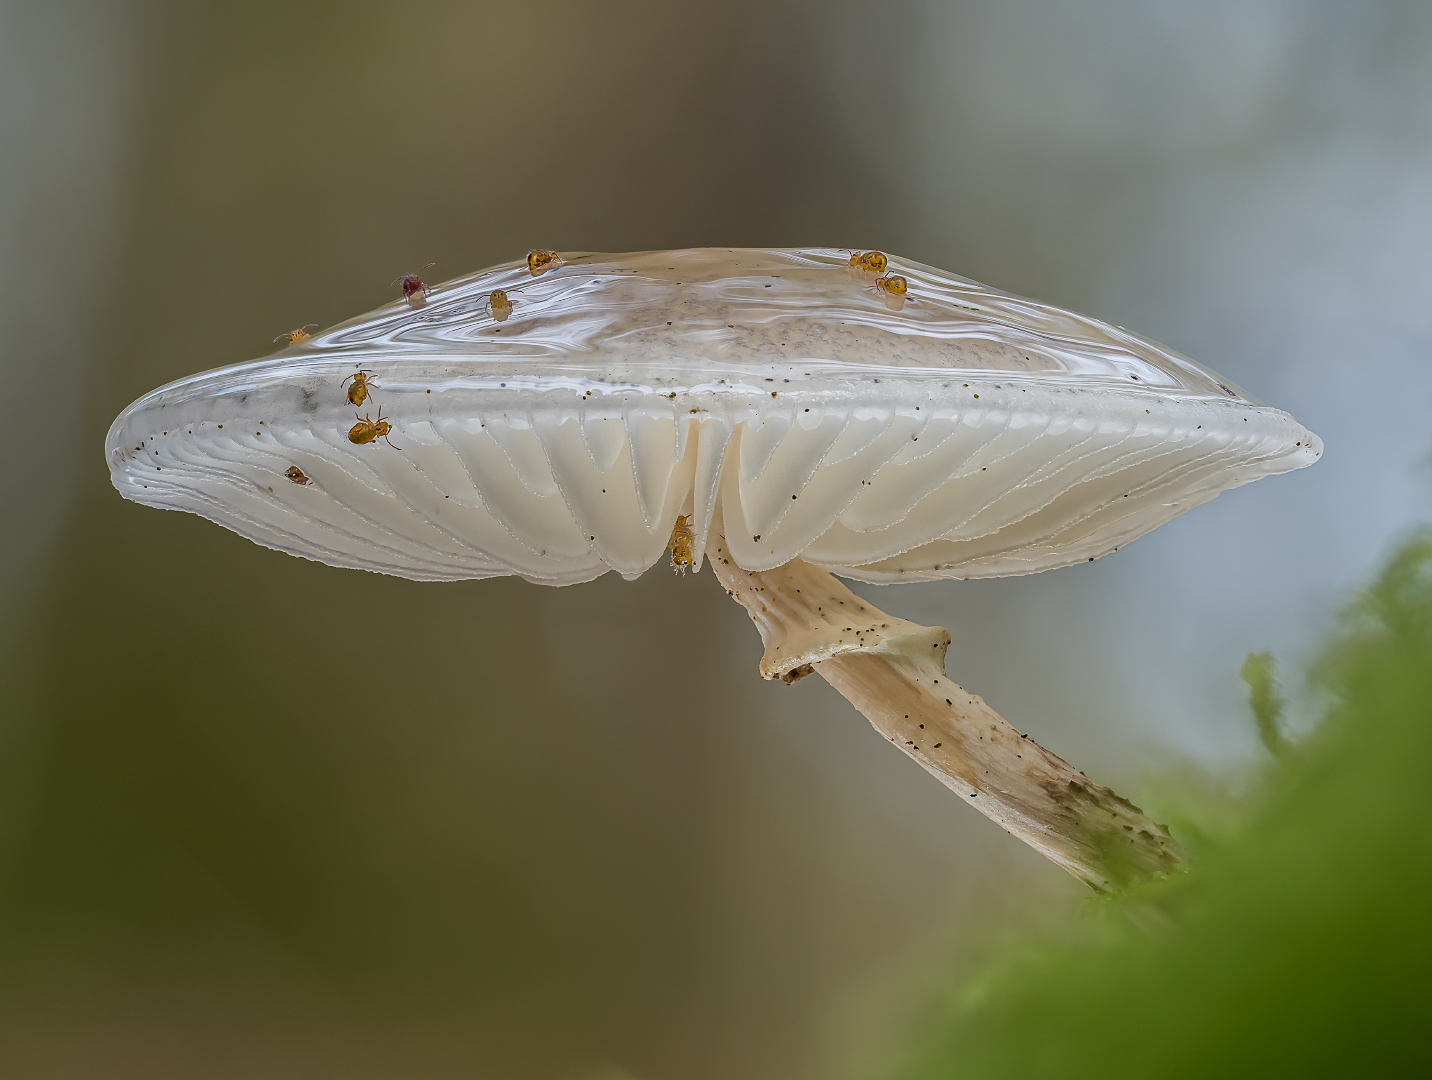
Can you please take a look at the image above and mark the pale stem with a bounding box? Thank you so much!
[705,536,1186,892]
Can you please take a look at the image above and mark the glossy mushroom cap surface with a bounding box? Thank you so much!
[106,248,1321,584]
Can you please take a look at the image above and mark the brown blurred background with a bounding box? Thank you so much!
[2,2,1429,1077]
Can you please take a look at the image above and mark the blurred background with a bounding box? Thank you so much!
[1,2,1429,1077]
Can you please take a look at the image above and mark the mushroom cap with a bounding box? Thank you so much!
[106,248,1320,585]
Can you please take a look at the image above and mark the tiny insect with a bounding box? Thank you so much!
[393,262,435,308]
[342,368,378,407]
[274,323,318,346]
[348,407,400,449]
[526,249,564,276]
[284,465,311,485]
[668,513,695,574]
[484,289,514,322]
[850,250,889,273]
[864,273,910,303]
[872,271,907,296]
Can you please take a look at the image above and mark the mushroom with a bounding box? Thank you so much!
[105,248,1321,891]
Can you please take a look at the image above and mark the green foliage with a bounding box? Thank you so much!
[886,532,1432,1079]
[1239,651,1287,757]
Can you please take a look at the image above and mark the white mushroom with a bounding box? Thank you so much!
[106,248,1321,890]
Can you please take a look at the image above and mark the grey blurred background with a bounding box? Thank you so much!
[1,2,1428,1077]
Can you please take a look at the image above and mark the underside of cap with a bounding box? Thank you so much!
[106,248,1322,584]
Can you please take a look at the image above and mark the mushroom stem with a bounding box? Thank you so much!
[706,537,1186,892]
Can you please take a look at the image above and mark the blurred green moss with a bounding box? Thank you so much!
[885,531,1432,1079]
[1239,651,1287,758]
